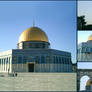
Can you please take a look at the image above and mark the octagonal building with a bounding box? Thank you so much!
[0,26,72,73]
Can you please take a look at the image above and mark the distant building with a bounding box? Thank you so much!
[0,26,73,73]
[78,34,92,61]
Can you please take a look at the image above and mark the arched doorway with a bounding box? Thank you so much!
[28,63,34,72]
[80,75,91,91]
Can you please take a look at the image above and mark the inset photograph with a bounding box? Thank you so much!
[78,31,92,61]
[78,1,92,30]
[77,31,92,91]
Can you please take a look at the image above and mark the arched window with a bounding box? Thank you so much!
[80,75,91,91]
[62,57,64,64]
[59,57,61,64]
[69,58,72,64]
[18,56,22,64]
[65,58,69,64]
[42,43,45,48]
[56,56,58,64]
[35,56,40,64]
[53,56,56,64]
[12,56,17,64]
[35,44,39,48]
[23,56,27,63]
[29,43,32,48]
[46,56,50,63]
[64,58,66,64]
[41,56,45,63]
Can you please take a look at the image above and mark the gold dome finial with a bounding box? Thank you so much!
[33,19,35,27]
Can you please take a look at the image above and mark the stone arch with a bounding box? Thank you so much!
[80,75,90,91]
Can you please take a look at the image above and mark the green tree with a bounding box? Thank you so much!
[77,15,86,30]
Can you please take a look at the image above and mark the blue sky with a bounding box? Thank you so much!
[78,1,92,24]
[0,1,76,63]
[78,31,92,44]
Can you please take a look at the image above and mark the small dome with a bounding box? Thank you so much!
[18,27,49,43]
[88,34,92,41]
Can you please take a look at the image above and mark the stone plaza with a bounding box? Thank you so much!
[0,73,76,91]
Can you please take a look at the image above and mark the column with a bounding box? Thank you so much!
[9,57,12,73]
[5,58,6,72]
[17,56,18,72]
[61,57,63,72]
[63,57,65,72]
[57,56,60,72]
[0,58,1,72]
[7,57,9,73]
[54,56,56,72]
[44,56,46,72]
[1,58,3,71]
[4,58,5,72]
[39,56,41,72]
[2,58,4,72]
[8,57,10,72]
[22,55,24,72]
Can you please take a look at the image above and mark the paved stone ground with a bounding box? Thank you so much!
[0,73,76,91]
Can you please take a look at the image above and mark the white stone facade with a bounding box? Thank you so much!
[0,49,72,73]
[0,50,12,73]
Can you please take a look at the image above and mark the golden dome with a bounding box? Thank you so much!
[18,27,49,43]
[88,34,92,41]
[86,79,91,86]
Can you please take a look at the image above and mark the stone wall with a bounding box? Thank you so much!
[11,63,72,72]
